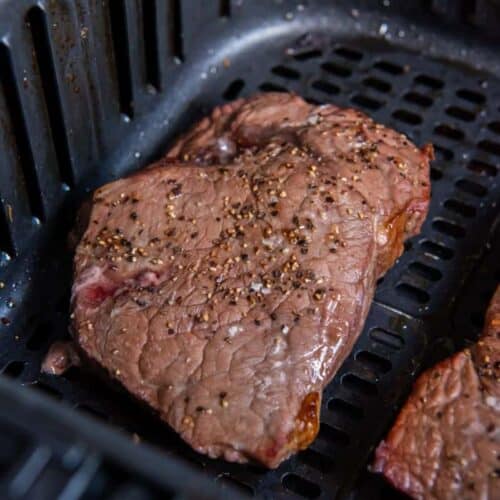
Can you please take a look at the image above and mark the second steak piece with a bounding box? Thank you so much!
[72,93,432,468]
[373,286,500,499]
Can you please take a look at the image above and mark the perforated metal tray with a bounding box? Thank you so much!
[0,1,499,499]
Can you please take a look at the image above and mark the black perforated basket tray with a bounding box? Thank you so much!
[0,1,499,499]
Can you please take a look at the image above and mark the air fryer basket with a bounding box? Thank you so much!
[0,1,499,499]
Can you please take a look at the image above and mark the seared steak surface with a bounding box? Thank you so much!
[373,286,500,499]
[72,93,431,467]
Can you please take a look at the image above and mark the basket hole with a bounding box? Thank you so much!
[108,0,134,117]
[456,178,487,197]
[351,94,383,111]
[216,475,254,496]
[420,239,454,260]
[341,373,377,395]
[75,404,110,422]
[292,49,322,61]
[62,366,81,382]
[470,310,484,329]
[467,159,497,177]
[445,106,475,122]
[311,80,340,95]
[56,296,70,314]
[298,449,334,473]
[414,74,443,89]
[395,283,430,304]
[443,199,476,218]
[34,382,62,399]
[433,144,454,161]
[0,202,15,258]
[403,91,433,107]
[432,218,466,238]
[362,77,391,93]
[168,0,183,60]
[430,167,443,180]
[456,88,485,104]
[2,361,25,378]
[142,0,160,90]
[408,262,443,281]
[477,139,500,157]
[259,82,287,93]
[335,46,363,61]
[434,124,464,141]
[355,350,392,374]
[0,43,46,218]
[370,328,404,350]
[222,79,245,100]
[318,423,350,446]
[282,473,321,499]
[246,463,267,475]
[487,121,500,135]
[27,7,76,186]
[374,60,404,75]
[271,65,301,80]
[392,109,422,125]
[327,398,364,419]
[27,322,52,350]
[219,0,231,17]
[321,61,351,77]
[304,96,321,105]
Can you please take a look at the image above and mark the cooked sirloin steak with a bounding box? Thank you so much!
[373,286,500,499]
[71,93,432,467]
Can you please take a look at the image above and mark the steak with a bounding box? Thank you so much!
[373,286,500,499]
[71,93,431,467]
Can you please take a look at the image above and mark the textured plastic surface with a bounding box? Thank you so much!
[0,1,499,499]
[0,376,235,500]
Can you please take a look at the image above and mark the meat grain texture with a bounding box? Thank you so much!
[71,93,431,467]
[373,286,500,499]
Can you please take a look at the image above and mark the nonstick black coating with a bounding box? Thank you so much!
[0,1,499,499]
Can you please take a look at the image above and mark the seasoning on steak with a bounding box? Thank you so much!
[71,93,432,467]
[373,286,500,499]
